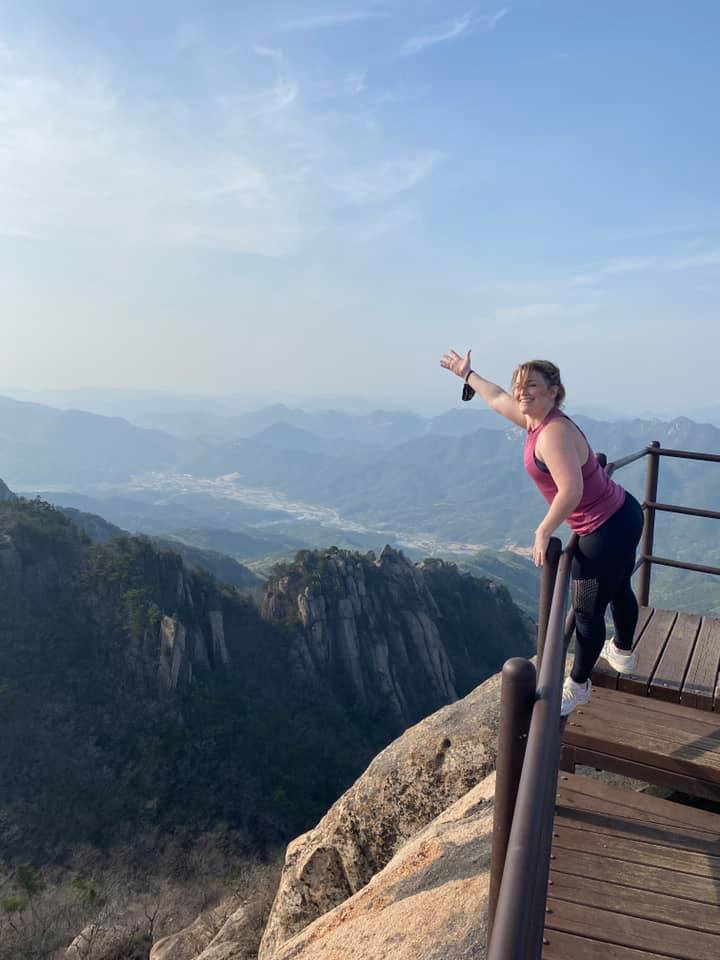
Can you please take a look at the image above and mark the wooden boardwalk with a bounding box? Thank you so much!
[551,606,720,957]
[562,607,720,801]
[592,606,720,709]
[542,773,720,959]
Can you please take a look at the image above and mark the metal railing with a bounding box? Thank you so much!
[486,534,573,959]
[485,440,720,958]
[605,441,720,605]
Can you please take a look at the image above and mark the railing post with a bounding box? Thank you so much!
[487,657,537,943]
[536,537,562,673]
[637,441,660,607]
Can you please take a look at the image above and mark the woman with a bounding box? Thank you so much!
[439,350,644,716]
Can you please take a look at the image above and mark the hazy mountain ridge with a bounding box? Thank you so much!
[0,394,190,485]
[5,394,719,614]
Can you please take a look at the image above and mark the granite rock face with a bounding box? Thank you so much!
[261,545,527,733]
[268,772,496,960]
[258,670,503,959]
[160,669,504,960]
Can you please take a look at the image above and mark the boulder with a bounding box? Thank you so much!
[259,671,502,959]
[269,771,496,960]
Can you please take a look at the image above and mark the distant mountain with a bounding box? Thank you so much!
[455,550,540,618]
[252,422,381,462]
[5,394,719,616]
[0,478,17,501]
[54,502,262,591]
[152,537,262,590]
[132,404,430,448]
[58,506,124,542]
[133,405,508,447]
[0,395,190,485]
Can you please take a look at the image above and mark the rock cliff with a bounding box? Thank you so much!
[258,671,502,958]
[262,545,531,733]
[154,669,505,960]
[0,489,531,871]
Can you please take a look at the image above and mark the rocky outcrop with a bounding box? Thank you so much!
[268,772,496,960]
[151,898,260,960]
[261,546,526,732]
[258,670,503,959]
[160,668,504,960]
[150,901,241,960]
[0,497,532,866]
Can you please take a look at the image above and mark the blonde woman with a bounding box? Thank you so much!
[440,350,644,716]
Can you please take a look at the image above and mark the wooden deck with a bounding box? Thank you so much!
[592,606,720,709]
[562,685,720,801]
[542,773,720,959]
[562,607,720,801]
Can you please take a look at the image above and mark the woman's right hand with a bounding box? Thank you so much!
[440,348,471,380]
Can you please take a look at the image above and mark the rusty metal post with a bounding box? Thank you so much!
[536,537,562,673]
[637,441,660,607]
[487,657,537,942]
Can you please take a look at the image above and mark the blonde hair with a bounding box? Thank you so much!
[511,360,566,407]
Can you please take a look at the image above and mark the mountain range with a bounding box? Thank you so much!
[0,492,532,864]
[3,393,719,614]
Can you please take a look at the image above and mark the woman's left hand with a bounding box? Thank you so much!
[533,527,551,567]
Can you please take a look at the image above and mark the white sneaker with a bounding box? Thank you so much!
[601,638,637,674]
[561,677,592,716]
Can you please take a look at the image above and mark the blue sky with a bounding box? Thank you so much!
[1,1,718,414]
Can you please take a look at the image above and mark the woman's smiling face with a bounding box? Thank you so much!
[514,369,558,416]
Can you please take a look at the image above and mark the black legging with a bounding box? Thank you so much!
[570,493,644,684]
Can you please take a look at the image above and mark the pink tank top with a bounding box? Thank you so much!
[523,407,625,536]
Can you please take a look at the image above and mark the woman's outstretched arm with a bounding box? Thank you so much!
[440,349,526,428]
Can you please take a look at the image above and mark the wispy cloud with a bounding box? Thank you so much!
[331,150,443,204]
[494,302,595,322]
[273,8,386,32]
[570,249,720,286]
[0,33,440,256]
[401,9,507,56]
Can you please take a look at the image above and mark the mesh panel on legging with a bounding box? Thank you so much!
[571,577,605,683]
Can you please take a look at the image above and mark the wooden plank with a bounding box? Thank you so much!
[570,746,720,803]
[548,872,720,934]
[573,687,720,737]
[553,824,720,878]
[592,606,654,690]
[568,698,720,749]
[545,897,720,959]
[683,617,720,711]
[565,712,720,767]
[550,847,720,905]
[556,772,720,832]
[649,612,701,702]
[619,608,677,696]
[563,717,720,781]
[555,789,720,844]
[555,807,720,857]
[588,684,720,728]
[542,928,670,960]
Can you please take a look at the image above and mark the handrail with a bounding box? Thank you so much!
[653,447,720,463]
[486,439,720,958]
[606,441,720,605]
[646,500,720,522]
[487,536,574,960]
[644,554,720,577]
[605,445,649,473]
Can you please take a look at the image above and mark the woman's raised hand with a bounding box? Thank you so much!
[440,348,471,380]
